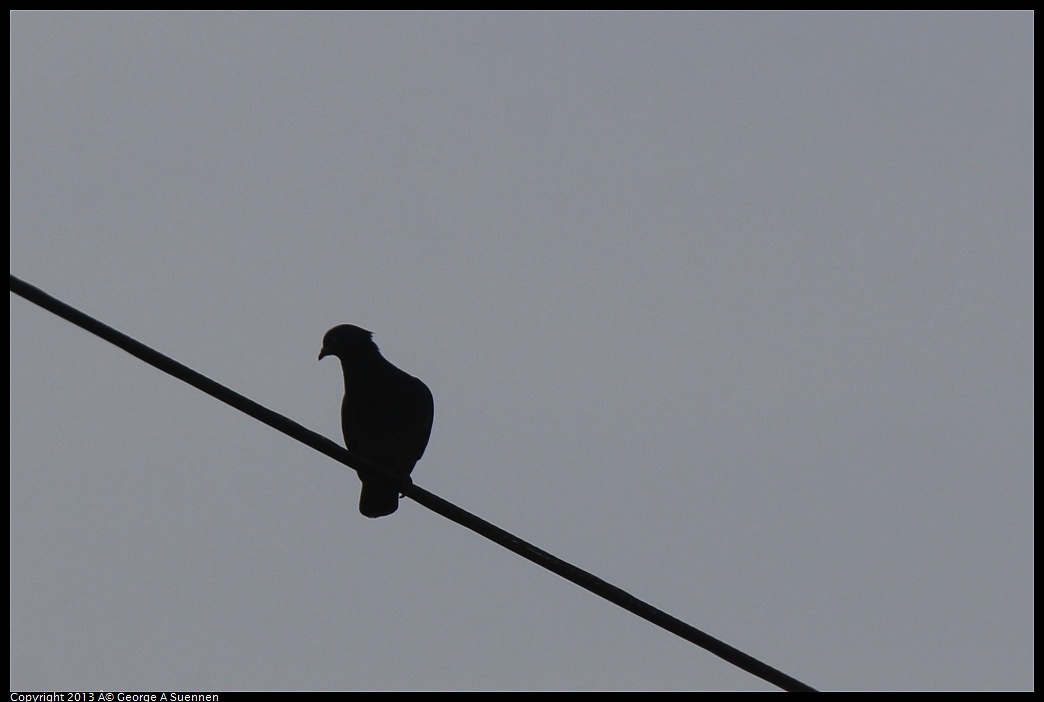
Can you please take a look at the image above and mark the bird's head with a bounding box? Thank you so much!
[318,324,379,362]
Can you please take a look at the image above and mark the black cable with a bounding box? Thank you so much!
[10,273,817,692]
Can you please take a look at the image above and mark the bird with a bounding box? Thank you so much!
[319,324,434,518]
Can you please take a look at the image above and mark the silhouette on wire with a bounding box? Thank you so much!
[11,276,817,690]
[320,324,434,517]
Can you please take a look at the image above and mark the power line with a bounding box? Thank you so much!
[10,273,817,692]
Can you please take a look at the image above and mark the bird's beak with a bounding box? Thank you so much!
[318,346,330,361]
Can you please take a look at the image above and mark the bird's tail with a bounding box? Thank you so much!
[359,479,400,518]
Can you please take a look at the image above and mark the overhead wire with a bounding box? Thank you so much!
[10,273,817,692]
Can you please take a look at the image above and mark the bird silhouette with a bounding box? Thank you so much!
[319,324,434,517]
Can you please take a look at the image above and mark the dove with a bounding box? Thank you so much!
[320,325,434,518]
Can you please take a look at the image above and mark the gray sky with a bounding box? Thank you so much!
[9,11,1033,691]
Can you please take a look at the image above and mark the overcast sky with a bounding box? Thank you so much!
[10,11,1033,691]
